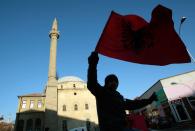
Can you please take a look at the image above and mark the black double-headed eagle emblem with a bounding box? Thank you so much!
[121,20,154,53]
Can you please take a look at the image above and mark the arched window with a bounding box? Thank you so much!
[26,119,33,131]
[86,119,90,131]
[74,104,78,111]
[62,120,67,131]
[37,100,42,108]
[85,104,89,110]
[30,100,34,109]
[22,100,27,109]
[63,105,66,111]
[17,120,24,131]
[35,118,41,131]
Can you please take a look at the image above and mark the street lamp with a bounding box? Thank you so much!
[171,81,195,99]
[171,82,195,110]
[171,82,195,93]
[179,16,187,35]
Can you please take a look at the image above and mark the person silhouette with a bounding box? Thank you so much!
[87,52,158,131]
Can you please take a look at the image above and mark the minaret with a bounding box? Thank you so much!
[48,18,59,84]
[45,18,59,131]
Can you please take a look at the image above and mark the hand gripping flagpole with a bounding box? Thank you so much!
[179,17,195,63]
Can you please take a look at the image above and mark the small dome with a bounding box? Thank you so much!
[58,76,84,83]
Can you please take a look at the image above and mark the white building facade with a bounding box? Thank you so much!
[136,70,195,124]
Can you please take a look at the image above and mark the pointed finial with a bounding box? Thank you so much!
[49,18,59,38]
[52,18,58,31]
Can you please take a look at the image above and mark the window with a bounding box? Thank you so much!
[187,96,195,109]
[191,101,195,106]
[63,105,66,111]
[74,92,77,95]
[85,104,89,110]
[30,100,34,108]
[22,100,27,109]
[26,119,33,131]
[86,119,90,131]
[37,100,42,108]
[62,120,67,131]
[74,104,78,111]
[61,85,63,89]
[73,84,76,88]
[17,120,24,131]
[35,118,41,131]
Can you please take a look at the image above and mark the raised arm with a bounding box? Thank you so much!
[124,93,158,110]
[87,52,101,96]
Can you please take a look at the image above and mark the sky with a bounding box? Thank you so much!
[0,0,195,122]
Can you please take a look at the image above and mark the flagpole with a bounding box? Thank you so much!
[179,17,195,63]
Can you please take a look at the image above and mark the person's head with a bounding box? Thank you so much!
[104,74,119,90]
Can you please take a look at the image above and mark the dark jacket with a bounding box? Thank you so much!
[87,63,153,131]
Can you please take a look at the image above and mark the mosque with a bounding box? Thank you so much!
[15,19,99,131]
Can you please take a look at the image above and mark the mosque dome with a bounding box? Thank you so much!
[58,76,85,83]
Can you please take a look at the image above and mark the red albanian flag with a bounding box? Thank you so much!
[95,5,191,66]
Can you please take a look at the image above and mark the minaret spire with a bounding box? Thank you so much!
[48,18,60,83]
[52,18,58,31]
[49,18,59,39]
[45,18,59,130]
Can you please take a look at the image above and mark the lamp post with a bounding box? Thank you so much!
[178,17,195,63]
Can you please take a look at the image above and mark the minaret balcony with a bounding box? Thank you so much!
[49,31,60,39]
